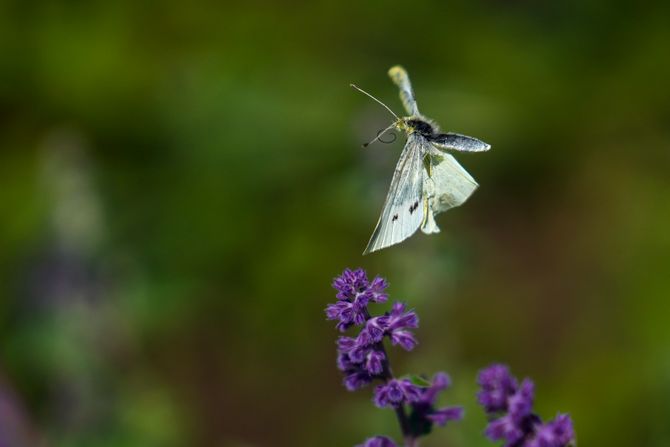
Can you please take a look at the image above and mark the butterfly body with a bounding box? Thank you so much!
[356,66,491,254]
[403,118,436,137]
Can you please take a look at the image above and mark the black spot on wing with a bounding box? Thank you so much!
[409,200,419,214]
[392,214,398,222]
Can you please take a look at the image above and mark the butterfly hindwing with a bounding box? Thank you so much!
[428,152,478,214]
[364,134,426,254]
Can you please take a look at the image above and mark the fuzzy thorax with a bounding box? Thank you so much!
[396,117,439,137]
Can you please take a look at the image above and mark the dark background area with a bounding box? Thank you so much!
[1,1,669,446]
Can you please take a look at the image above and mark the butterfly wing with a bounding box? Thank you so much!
[425,153,479,219]
[388,66,420,116]
[431,132,491,152]
[364,134,426,254]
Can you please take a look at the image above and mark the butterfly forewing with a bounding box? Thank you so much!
[388,66,420,116]
[364,134,426,254]
[431,132,491,152]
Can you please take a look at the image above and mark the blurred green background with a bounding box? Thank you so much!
[1,1,669,446]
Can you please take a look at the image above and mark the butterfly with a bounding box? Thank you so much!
[352,66,491,254]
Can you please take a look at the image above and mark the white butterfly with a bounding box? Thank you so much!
[352,66,491,254]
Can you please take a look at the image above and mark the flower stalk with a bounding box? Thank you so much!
[326,268,463,447]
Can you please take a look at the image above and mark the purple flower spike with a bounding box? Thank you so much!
[356,436,397,447]
[477,364,576,447]
[477,363,518,413]
[328,269,465,445]
[374,379,421,408]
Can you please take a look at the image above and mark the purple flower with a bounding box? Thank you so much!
[356,303,419,351]
[477,364,576,447]
[477,364,518,414]
[325,300,359,331]
[337,336,373,367]
[336,339,386,387]
[508,379,534,422]
[337,340,376,391]
[356,436,397,447]
[343,370,373,391]
[526,414,575,447]
[485,413,526,444]
[332,268,388,304]
[386,302,419,331]
[365,350,385,375]
[368,276,389,302]
[349,344,372,364]
[327,268,389,332]
[337,336,358,353]
[332,268,368,301]
[422,372,451,403]
[385,303,419,350]
[427,406,465,426]
[374,379,422,408]
[358,317,386,346]
[389,329,417,351]
[337,346,377,390]
[410,372,464,432]
[336,351,355,372]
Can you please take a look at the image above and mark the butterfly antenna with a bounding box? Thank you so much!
[350,84,400,120]
[361,122,397,148]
